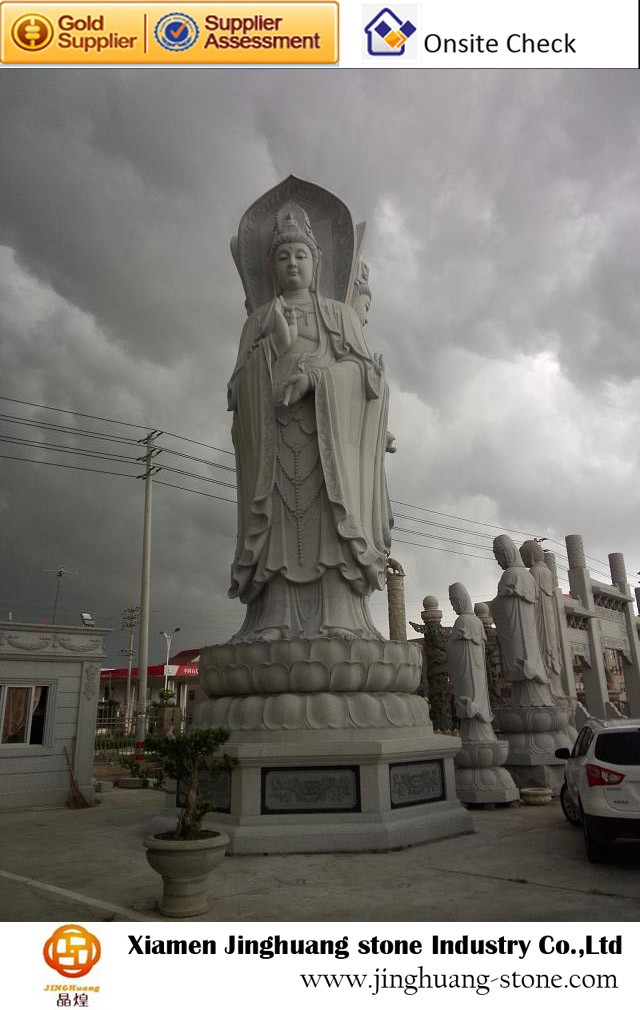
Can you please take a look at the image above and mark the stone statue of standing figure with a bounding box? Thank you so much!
[446,582,493,740]
[519,539,564,698]
[446,582,519,805]
[491,534,553,706]
[491,533,567,792]
[192,177,472,853]
[227,188,392,644]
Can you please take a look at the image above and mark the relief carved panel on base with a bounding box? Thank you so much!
[262,766,360,813]
[389,760,444,808]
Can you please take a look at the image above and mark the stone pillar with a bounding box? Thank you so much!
[565,534,609,719]
[608,552,640,717]
[413,596,453,733]
[386,558,407,642]
[609,552,627,593]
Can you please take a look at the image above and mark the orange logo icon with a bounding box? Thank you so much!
[11,13,54,51]
[43,924,101,978]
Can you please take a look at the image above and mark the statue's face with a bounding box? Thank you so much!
[354,293,371,327]
[274,242,314,293]
[493,543,508,569]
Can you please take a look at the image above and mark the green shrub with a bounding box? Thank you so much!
[145,728,235,839]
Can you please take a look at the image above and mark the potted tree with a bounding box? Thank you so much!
[143,727,234,918]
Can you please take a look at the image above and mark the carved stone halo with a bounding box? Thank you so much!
[231,175,359,312]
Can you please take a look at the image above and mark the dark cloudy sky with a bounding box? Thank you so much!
[2,69,640,666]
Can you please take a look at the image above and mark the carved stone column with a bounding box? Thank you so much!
[386,557,407,642]
[566,534,609,718]
[410,596,453,733]
[608,552,640,716]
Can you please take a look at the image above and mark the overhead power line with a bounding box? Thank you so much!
[394,526,496,553]
[0,394,235,456]
[0,412,139,446]
[0,434,139,465]
[154,479,236,506]
[392,538,496,560]
[0,452,139,479]
[1,393,635,575]
[393,511,496,541]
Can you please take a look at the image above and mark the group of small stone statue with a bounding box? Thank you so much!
[439,534,575,803]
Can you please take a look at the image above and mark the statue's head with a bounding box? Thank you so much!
[492,533,521,570]
[268,202,320,293]
[449,582,473,616]
[520,539,544,567]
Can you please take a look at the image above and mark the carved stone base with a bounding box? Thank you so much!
[455,738,520,805]
[493,703,566,795]
[154,729,473,854]
[184,637,472,852]
[199,638,422,697]
[195,692,430,731]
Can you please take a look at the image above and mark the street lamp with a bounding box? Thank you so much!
[159,627,180,695]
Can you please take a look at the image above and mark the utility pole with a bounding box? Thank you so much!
[121,605,140,733]
[160,626,181,695]
[45,565,78,625]
[134,430,163,761]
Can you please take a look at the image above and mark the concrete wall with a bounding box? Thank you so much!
[0,622,107,809]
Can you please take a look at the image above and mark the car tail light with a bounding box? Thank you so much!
[586,763,625,787]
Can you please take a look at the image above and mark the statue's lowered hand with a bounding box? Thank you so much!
[282,373,311,406]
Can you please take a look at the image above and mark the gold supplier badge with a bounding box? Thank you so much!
[11,12,54,50]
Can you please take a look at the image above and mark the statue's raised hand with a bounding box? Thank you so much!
[271,296,294,355]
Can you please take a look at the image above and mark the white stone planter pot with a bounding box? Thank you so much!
[519,787,553,806]
[143,831,229,918]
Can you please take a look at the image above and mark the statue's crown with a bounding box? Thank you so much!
[269,201,319,258]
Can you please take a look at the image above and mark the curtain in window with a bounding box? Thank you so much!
[1,686,31,743]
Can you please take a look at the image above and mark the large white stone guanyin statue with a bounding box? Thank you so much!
[198,176,426,728]
[227,199,391,644]
[190,177,471,853]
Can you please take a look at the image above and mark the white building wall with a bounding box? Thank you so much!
[0,623,106,810]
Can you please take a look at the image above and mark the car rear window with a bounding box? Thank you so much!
[594,730,640,765]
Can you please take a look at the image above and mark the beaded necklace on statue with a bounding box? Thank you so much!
[286,299,315,327]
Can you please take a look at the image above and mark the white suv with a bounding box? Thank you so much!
[556,718,640,862]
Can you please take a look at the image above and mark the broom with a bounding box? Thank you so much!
[64,744,93,808]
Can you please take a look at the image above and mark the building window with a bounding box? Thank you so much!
[0,685,49,745]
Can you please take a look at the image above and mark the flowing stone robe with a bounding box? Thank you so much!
[529,559,564,697]
[446,584,494,741]
[491,535,552,706]
[227,293,392,642]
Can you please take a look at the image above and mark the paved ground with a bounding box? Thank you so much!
[1,788,639,922]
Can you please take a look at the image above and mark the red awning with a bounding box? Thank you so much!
[100,663,199,682]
